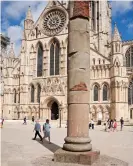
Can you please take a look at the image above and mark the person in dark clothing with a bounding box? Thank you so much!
[32,116,35,123]
[89,122,92,129]
[23,117,27,125]
[33,120,42,141]
[108,119,113,131]
[120,117,124,131]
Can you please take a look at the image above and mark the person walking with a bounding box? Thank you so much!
[32,116,35,124]
[89,122,92,129]
[23,116,27,125]
[108,119,113,132]
[1,118,4,127]
[43,119,51,143]
[33,120,43,141]
[104,119,109,132]
[91,119,94,129]
[113,119,117,132]
[120,117,124,131]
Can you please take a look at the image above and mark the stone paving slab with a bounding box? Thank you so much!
[1,122,133,166]
[32,155,128,166]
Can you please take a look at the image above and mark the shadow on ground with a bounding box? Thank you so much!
[36,139,61,153]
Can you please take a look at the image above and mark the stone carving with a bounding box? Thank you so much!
[70,82,88,91]
[42,9,66,36]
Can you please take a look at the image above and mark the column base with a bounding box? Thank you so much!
[63,136,92,152]
[54,148,100,165]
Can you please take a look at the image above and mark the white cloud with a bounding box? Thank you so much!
[111,1,133,16]
[7,26,23,42]
[128,23,133,29]
[32,2,47,21]
[4,1,47,21]
[2,1,48,56]
[5,1,40,20]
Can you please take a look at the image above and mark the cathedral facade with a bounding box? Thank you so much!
[1,1,133,124]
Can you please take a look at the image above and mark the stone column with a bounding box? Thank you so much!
[63,1,91,152]
[54,2,99,165]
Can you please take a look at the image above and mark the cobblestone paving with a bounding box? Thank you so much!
[1,121,133,166]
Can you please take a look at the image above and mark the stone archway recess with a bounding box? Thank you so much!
[43,97,60,120]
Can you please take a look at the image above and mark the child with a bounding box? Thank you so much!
[113,119,117,132]
[43,119,51,143]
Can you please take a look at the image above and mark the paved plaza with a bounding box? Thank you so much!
[1,121,133,166]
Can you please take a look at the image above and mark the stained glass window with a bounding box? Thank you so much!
[128,79,133,105]
[31,85,34,103]
[50,43,54,75]
[14,89,16,103]
[18,92,20,103]
[55,42,59,75]
[103,84,108,101]
[50,40,60,75]
[37,43,43,77]
[125,46,133,67]
[94,85,98,101]
[37,84,41,103]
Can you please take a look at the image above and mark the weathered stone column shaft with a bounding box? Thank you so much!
[63,1,91,152]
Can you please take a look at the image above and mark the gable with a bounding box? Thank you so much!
[28,1,68,39]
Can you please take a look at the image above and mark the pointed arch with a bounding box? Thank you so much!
[37,42,43,77]
[128,78,133,105]
[14,89,17,103]
[125,46,133,67]
[114,57,120,66]
[93,84,99,101]
[50,38,60,75]
[37,83,41,103]
[31,84,35,103]
[102,84,108,101]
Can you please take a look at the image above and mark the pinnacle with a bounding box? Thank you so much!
[112,23,121,42]
[9,43,15,57]
[25,6,33,20]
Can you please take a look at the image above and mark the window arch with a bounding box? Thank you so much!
[50,39,60,75]
[31,85,34,103]
[93,84,99,101]
[103,84,108,101]
[128,79,133,105]
[14,89,17,103]
[125,46,133,67]
[37,84,41,103]
[37,43,43,77]
[93,58,95,65]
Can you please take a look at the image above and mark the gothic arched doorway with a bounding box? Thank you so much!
[51,102,59,120]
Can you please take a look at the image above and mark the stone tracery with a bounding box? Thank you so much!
[42,9,66,36]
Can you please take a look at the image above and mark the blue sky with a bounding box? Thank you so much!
[1,1,133,55]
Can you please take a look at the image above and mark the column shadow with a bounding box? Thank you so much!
[36,139,61,153]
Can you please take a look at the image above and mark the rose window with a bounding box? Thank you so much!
[43,10,66,36]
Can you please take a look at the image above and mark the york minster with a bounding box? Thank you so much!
[0,1,133,124]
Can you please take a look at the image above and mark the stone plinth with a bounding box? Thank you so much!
[54,148,100,165]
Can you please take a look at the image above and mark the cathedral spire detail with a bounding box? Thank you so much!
[25,6,33,20]
[112,23,121,42]
[9,43,15,58]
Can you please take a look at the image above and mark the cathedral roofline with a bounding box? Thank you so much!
[90,47,110,62]
[122,40,133,45]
